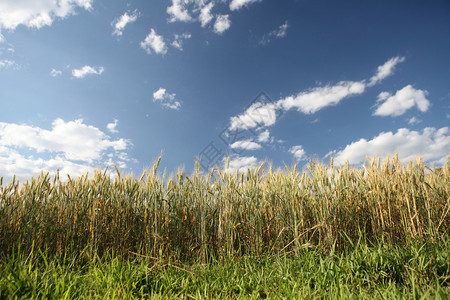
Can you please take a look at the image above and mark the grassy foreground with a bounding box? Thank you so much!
[0,155,449,298]
[1,237,449,299]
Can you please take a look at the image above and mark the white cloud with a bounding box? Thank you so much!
[408,117,421,125]
[260,21,289,45]
[223,155,259,173]
[257,129,270,143]
[279,81,366,114]
[153,88,181,110]
[72,65,104,78]
[171,33,191,51]
[214,15,231,35]
[0,59,17,69]
[112,10,139,37]
[331,127,450,166]
[0,146,98,182]
[230,139,262,150]
[50,68,62,77]
[230,0,261,11]
[373,85,430,117]
[228,57,405,131]
[106,119,119,134]
[140,28,168,55]
[0,118,132,181]
[199,2,214,27]
[167,0,193,23]
[0,0,93,30]
[229,102,278,130]
[368,56,405,86]
[289,145,306,161]
[0,32,4,43]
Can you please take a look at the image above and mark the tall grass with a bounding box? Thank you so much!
[1,155,448,261]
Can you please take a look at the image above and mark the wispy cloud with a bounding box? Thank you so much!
[171,33,191,51]
[230,139,262,150]
[0,0,93,30]
[141,28,168,55]
[408,117,422,125]
[330,127,449,166]
[278,81,366,114]
[368,56,405,86]
[153,88,181,110]
[0,59,18,69]
[230,0,262,11]
[373,85,430,117]
[112,9,139,37]
[214,15,231,35]
[50,68,62,77]
[0,118,132,181]
[72,65,104,78]
[260,21,289,45]
[199,2,214,27]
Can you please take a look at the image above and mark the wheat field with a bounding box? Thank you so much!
[1,155,448,261]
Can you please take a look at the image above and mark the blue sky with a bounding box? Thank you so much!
[0,0,449,180]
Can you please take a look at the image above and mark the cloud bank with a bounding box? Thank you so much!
[0,0,93,30]
[331,127,449,166]
[0,118,132,181]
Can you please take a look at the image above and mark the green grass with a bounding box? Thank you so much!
[0,155,449,298]
[1,237,449,299]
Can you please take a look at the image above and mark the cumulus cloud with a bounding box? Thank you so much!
[223,155,259,173]
[50,68,62,77]
[214,15,231,35]
[289,145,306,161]
[167,0,193,23]
[0,0,93,30]
[171,33,191,51]
[331,127,450,166]
[368,56,405,87]
[140,28,168,55]
[153,88,181,110]
[106,119,119,134]
[0,118,132,181]
[373,85,430,117]
[230,0,261,11]
[260,21,289,45]
[229,56,405,131]
[230,139,262,151]
[112,9,139,37]
[72,65,104,78]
